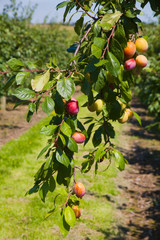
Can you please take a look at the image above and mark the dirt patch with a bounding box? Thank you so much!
[0,89,81,148]
[115,98,160,239]
[0,103,46,148]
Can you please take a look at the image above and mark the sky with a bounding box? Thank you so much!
[0,0,158,24]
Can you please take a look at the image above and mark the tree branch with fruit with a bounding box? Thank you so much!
[2,0,160,237]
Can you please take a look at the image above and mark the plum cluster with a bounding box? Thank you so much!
[124,37,148,71]
[63,97,86,218]
[65,97,86,144]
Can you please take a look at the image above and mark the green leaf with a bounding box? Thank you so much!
[132,110,142,126]
[48,176,56,192]
[16,72,30,85]
[28,102,36,113]
[66,118,76,133]
[99,11,122,31]
[94,60,107,67]
[37,144,50,159]
[42,79,56,91]
[91,37,106,59]
[77,120,87,137]
[114,23,127,49]
[55,91,65,114]
[106,52,120,77]
[109,100,121,120]
[31,70,50,92]
[59,134,66,146]
[67,44,77,53]
[40,125,57,136]
[93,69,106,92]
[56,1,70,10]
[25,184,39,196]
[44,208,56,220]
[84,123,95,145]
[3,75,16,91]
[66,137,78,153]
[64,206,76,227]
[42,96,55,115]
[110,38,124,64]
[13,88,35,100]
[113,149,125,171]
[120,81,132,102]
[91,44,102,59]
[39,182,49,202]
[92,126,102,147]
[58,214,70,237]
[81,159,94,173]
[95,146,106,162]
[74,16,84,35]
[26,110,34,122]
[56,149,70,167]
[94,37,106,49]
[57,78,75,101]
[61,121,72,136]
[84,57,99,74]
[7,58,24,71]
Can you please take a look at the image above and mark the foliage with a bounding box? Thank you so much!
[0,101,120,239]
[1,0,160,237]
[0,1,77,98]
[135,21,160,130]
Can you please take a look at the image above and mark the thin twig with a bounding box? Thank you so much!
[62,192,73,212]
[70,23,94,66]
[73,167,76,184]
[30,84,57,103]
[75,0,97,20]
[54,119,65,145]
[0,68,66,76]
[101,24,116,59]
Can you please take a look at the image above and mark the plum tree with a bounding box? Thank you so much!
[1,0,159,236]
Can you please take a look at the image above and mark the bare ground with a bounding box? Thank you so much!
[114,98,160,240]
[0,103,46,148]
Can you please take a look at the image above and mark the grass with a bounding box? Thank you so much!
[0,95,123,240]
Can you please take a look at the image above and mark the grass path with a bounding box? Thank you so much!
[0,95,124,240]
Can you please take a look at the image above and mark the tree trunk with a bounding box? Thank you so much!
[1,96,7,111]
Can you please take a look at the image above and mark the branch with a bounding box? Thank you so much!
[101,24,116,59]
[62,192,73,212]
[54,119,65,145]
[0,68,66,76]
[73,167,76,184]
[70,23,93,66]
[75,0,97,20]
[30,84,57,103]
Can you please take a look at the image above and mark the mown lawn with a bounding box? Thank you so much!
[0,95,123,240]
